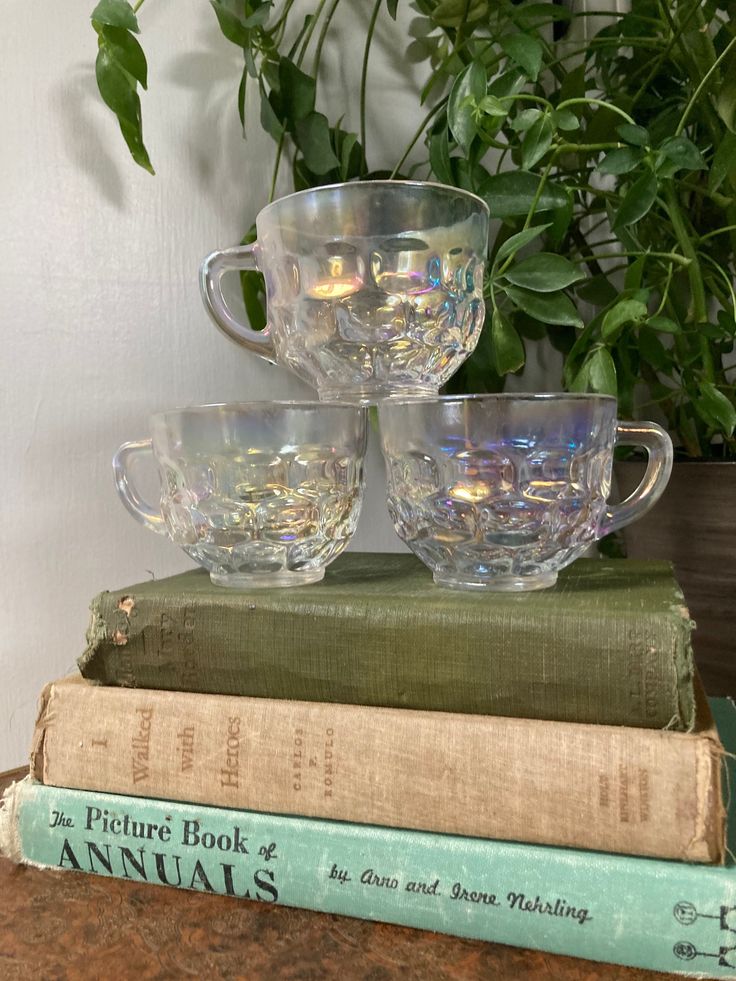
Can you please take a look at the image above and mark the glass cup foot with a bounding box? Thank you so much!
[433,571,558,592]
[210,568,326,589]
[319,384,439,405]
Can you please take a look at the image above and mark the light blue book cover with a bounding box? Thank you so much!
[2,698,735,978]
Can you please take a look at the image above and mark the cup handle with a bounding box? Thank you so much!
[599,421,673,536]
[199,244,277,363]
[112,439,167,536]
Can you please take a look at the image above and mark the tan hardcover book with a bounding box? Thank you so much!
[31,675,725,863]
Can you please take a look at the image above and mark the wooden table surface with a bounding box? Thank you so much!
[0,767,679,981]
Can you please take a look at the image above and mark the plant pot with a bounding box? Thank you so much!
[615,460,736,696]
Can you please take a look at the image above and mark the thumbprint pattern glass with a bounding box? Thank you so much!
[200,180,489,404]
[113,402,367,588]
[379,394,673,591]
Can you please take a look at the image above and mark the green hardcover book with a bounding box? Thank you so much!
[79,552,695,729]
[3,697,735,977]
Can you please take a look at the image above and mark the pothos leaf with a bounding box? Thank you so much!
[571,347,617,396]
[279,57,316,128]
[429,120,453,185]
[598,146,644,175]
[696,382,736,436]
[504,285,583,326]
[503,253,584,292]
[210,0,250,47]
[499,33,543,81]
[448,61,486,156]
[239,226,267,333]
[118,115,154,174]
[91,0,139,32]
[493,223,551,265]
[521,113,554,169]
[601,299,648,341]
[491,308,525,374]
[479,171,568,217]
[93,4,152,172]
[96,47,144,135]
[294,112,340,175]
[100,26,147,88]
[612,173,658,230]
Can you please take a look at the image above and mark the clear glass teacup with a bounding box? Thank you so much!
[200,180,489,404]
[113,402,367,588]
[378,394,673,591]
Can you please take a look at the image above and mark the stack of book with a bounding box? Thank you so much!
[2,552,735,977]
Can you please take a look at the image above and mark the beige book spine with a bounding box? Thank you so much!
[31,676,725,863]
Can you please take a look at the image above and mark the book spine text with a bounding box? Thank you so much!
[31,679,724,861]
[2,779,734,978]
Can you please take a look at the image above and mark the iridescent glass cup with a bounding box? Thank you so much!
[379,394,673,591]
[200,180,489,404]
[113,402,367,588]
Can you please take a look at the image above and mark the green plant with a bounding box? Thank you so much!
[90,0,736,457]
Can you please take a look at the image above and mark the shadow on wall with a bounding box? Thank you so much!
[53,64,127,211]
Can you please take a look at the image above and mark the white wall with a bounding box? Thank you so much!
[0,1,576,770]
[0,0,428,770]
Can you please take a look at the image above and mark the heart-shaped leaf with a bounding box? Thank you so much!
[279,57,316,128]
[295,112,339,174]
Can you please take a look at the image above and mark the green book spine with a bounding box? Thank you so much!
[79,553,695,730]
[4,696,736,978]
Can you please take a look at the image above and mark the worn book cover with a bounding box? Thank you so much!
[3,696,736,978]
[79,552,695,729]
[30,674,724,862]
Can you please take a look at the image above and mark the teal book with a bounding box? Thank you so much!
[2,698,736,978]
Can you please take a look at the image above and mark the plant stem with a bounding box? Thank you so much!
[496,155,556,277]
[360,0,383,173]
[272,0,296,34]
[269,133,285,203]
[313,0,342,79]
[269,0,330,206]
[557,98,636,126]
[390,99,446,179]
[452,0,472,61]
[676,34,736,135]
[663,183,714,380]
[555,142,620,154]
[575,250,690,266]
[698,224,736,245]
[629,0,702,107]
[654,264,674,316]
[297,0,330,65]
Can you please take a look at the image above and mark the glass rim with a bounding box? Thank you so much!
[378,392,617,408]
[257,178,490,222]
[151,400,365,422]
